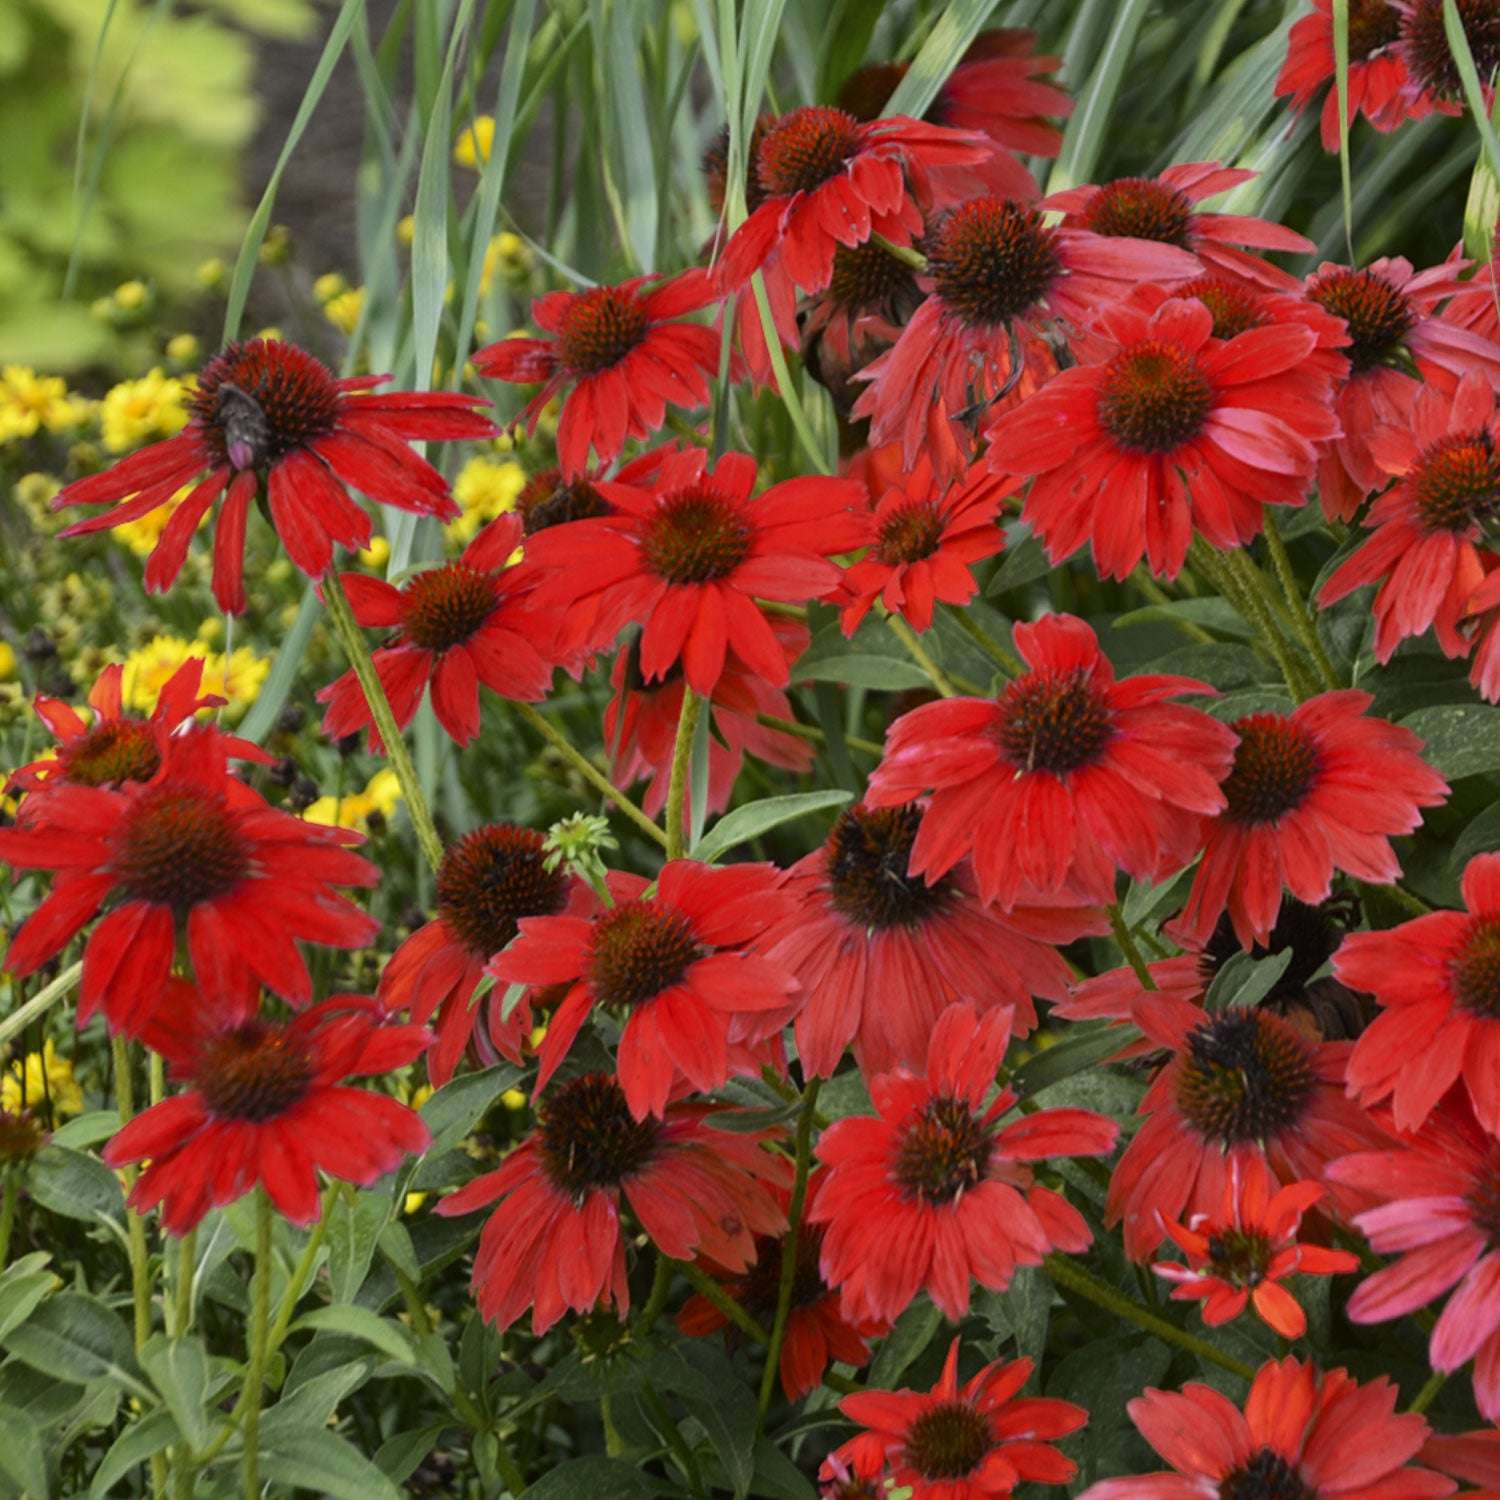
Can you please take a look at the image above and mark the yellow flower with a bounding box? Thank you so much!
[453,115,495,168]
[195,258,226,291]
[401,1081,435,1213]
[0,367,91,442]
[479,231,533,296]
[165,333,201,366]
[323,288,365,336]
[397,214,416,246]
[100,369,190,454]
[449,455,525,542]
[114,280,149,312]
[121,637,269,719]
[0,643,14,682]
[313,272,348,303]
[2,1041,83,1117]
[359,535,391,569]
[254,326,283,343]
[112,480,209,557]
[304,768,403,832]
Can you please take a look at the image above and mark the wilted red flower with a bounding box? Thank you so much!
[0,728,379,1034]
[435,1071,788,1333]
[1341,851,1500,1135]
[1276,0,1435,149]
[760,803,1103,1079]
[988,287,1340,580]
[852,196,1197,476]
[829,1338,1086,1500]
[717,106,992,296]
[1076,1357,1453,1500]
[491,860,797,1119]
[54,339,488,612]
[810,1004,1118,1324]
[1107,990,1393,1260]
[316,515,555,749]
[1319,372,1500,663]
[103,986,431,1233]
[1044,163,1315,291]
[521,446,867,696]
[376,824,579,1087]
[839,452,1012,634]
[1152,1155,1358,1337]
[1330,1095,1500,1422]
[677,1175,885,1400]
[1175,690,1448,949]
[866,613,1236,910]
[474,270,721,476]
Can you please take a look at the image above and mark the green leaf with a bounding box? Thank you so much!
[239,585,321,744]
[88,1408,178,1499]
[518,1456,662,1499]
[1011,1024,1126,1098]
[1399,704,1500,779]
[750,1435,818,1500]
[0,1402,48,1499]
[419,1063,523,1156]
[27,1144,125,1225]
[868,1299,941,1386]
[1445,0,1500,189]
[1204,949,1295,1012]
[326,1187,392,1303]
[2,1293,147,1399]
[795,624,932,692]
[691,790,852,863]
[261,1361,370,1439]
[0,1257,57,1344]
[46,1111,119,1150]
[258,1429,404,1500]
[1113,598,1253,638]
[1049,0,1154,190]
[374,1424,448,1484]
[1452,798,1500,869]
[291,1306,417,1366]
[139,1334,213,1450]
[652,1342,756,1498]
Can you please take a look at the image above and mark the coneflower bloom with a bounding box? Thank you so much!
[103,987,431,1234]
[760,804,1104,1079]
[1329,1095,1500,1422]
[473,270,721,477]
[1319,373,1500,662]
[435,1071,788,1332]
[1305,256,1500,519]
[1107,990,1394,1260]
[1172,273,1353,356]
[852,197,1198,475]
[520,446,868,697]
[716,106,992,297]
[1152,1155,1358,1337]
[1076,1357,1453,1500]
[0,728,379,1034]
[1395,0,1500,107]
[376,824,578,1087]
[866,612,1236,911]
[839,453,1013,634]
[987,287,1341,580]
[810,1004,1118,1324]
[1463,555,1500,702]
[490,861,797,1119]
[1342,851,1500,1135]
[1276,0,1435,150]
[1424,1429,1500,1494]
[53,338,489,612]
[676,1175,884,1399]
[316,514,554,749]
[1175,690,1448,949]
[1044,163,1315,292]
[829,1338,1087,1500]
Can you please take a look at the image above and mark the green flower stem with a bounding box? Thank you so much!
[111,1036,153,1353]
[870,231,928,271]
[1262,517,1342,691]
[948,604,1023,677]
[1131,570,1216,644]
[675,1259,768,1343]
[664,684,704,860]
[264,1192,335,1353]
[1226,547,1322,703]
[1190,539,1315,703]
[887,614,958,698]
[0,960,82,1051]
[320,567,445,874]
[241,1190,274,1500]
[758,1077,822,1424]
[172,1228,198,1337]
[637,1250,674,1336]
[755,712,884,759]
[1107,906,1157,991]
[511,699,667,849]
[1043,1253,1255,1380]
[1407,1369,1446,1414]
[0,1176,17,1267]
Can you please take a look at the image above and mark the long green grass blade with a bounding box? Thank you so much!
[1445,0,1500,187]
[883,0,992,119]
[1332,0,1354,258]
[1049,0,1153,191]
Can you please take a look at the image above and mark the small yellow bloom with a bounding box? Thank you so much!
[501,1087,527,1111]
[114,280,149,312]
[449,455,525,543]
[323,288,365,336]
[359,535,391,569]
[0,367,90,442]
[453,115,496,168]
[254,326,283,343]
[304,768,404,832]
[112,480,209,557]
[195,616,224,645]
[165,332,201,366]
[397,214,416,246]
[2,1041,83,1117]
[121,637,269,719]
[313,272,348,303]
[100,369,190,454]
[479,231,533,296]
[0,644,14,682]
[195,257,227,291]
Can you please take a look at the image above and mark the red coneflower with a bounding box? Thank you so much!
[987,287,1341,580]
[839,452,1013,634]
[1175,690,1448,949]
[760,804,1103,1079]
[1464,554,1500,702]
[1305,256,1500,519]
[103,986,431,1233]
[1319,372,1500,663]
[1171,273,1353,355]
[376,824,579,1087]
[829,1338,1087,1500]
[1276,0,1435,150]
[1425,1430,1500,1495]
[852,196,1198,476]
[1107,990,1394,1260]
[1152,1155,1358,1337]
[53,339,489,612]
[1342,851,1500,1135]
[0,728,379,1034]
[490,860,797,1119]
[716,106,992,296]
[521,446,868,697]
[1395,0,1500,106]
[676,1175,885,1400]
[316,514,554,749]
[435,1071,788,1333]
[1045,162,1315,292]
[865,612,1237,910]
[1330,1095,1500,1423]
[1075,1357,1453,1500]
[810,1004,1118,1324]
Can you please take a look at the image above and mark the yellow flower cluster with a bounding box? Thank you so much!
[120,636,269,718]
[0,367,92,443]
[100,369,191,454]
[112,481,213,557]
[453,115,496,168]
[480,232,533,296]
[449,455,525,543]
[1,1041,83,1117]
[304,767,403,831]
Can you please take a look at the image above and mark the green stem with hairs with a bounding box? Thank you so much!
[241,1190,274,1499]
[0,960,82,1051]
[321,567,444,873]
[755,712,884,759]
[111,1037,153,1354]
[948,604,1023,677]
[1131,569,1217,643]
[0,1176,17,1268]
[1261,518,1341,692]
[636,1250,674,1336]
[887,614,958,698]
[870,231,928,271]
[675,1260,769,1343]
[1107,906,1157,991]
[172,1229,197,1337]
[664,684,704,860]
[1190,539,1314,703]
[264,1193,335,1353]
